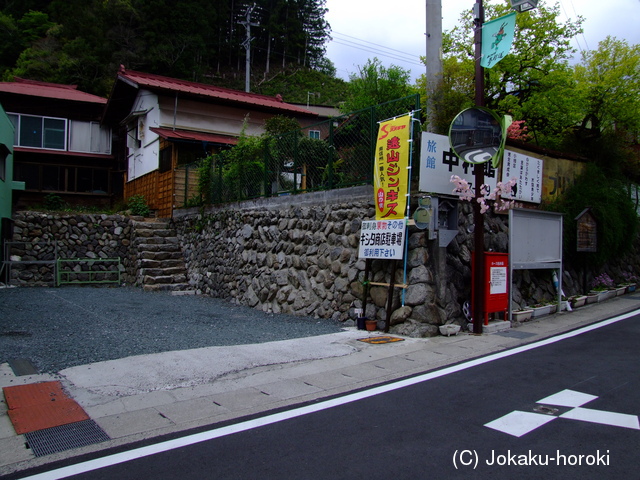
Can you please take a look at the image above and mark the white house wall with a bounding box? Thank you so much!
[127,90,160,181]
[128,90,294,182]
[157,96,269,137]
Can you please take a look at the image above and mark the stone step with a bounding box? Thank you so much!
[143,283,191,292]
[134,228,175,238]
[138,259,185,269]
[133,221,171,229]
[139,251,184,261]
[143,274,187,285]
[140,267,187,277]
[135,243,182,253]
[134,237,179,246]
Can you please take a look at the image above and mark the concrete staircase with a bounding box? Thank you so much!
[131,219,192,293]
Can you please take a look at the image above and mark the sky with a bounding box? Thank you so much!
[323,0,640,83]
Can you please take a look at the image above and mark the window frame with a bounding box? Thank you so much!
[9,113,68,151]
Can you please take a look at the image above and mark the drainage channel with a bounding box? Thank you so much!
[25,420,111,457]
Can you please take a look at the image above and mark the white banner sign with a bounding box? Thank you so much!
[501,149,543,204]
[358,220,406,260]
[419,132,498,195]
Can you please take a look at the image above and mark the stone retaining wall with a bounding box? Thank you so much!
[5,213,135,285]
[7,188,640,336]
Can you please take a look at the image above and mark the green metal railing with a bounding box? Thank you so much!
[56,258,121,286]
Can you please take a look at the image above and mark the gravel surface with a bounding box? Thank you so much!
[0,286,345,374]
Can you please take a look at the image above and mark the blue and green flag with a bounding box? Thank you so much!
[481,12,517,69]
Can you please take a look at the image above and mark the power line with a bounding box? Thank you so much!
[330,31,424,67]
[330,39,425,67]
[332,31,423,61]
[558,0,589,54]
[567,0,590,51]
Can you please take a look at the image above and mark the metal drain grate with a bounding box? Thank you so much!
[25,420,110,457]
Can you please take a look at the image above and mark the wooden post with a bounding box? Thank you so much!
[384,260,398,333]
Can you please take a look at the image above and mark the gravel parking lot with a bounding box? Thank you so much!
[0,286,345,373]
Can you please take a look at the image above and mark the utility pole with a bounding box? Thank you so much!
[425,0,443,132]
[472,0,486,335]
[239,3,259,93]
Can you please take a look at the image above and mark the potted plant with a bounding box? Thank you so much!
[529,302,553,318]
[512,308,533,322]
[589,273,615,301]
[621,272,638,293]
[365,318,377,331]
[569,295,587,308]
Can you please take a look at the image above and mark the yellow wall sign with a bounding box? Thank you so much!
[374,114,411,220]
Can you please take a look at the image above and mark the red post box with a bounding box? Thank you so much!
[472,252,509,325]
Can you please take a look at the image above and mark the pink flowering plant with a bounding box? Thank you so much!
[590,273,615,291]
[450,175,519,214]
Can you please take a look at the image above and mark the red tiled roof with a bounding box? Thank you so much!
[118,67,316,116]
[150,127,238,145]
[0,78,107,104]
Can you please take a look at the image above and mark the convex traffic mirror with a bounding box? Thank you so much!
[448,107,504,165]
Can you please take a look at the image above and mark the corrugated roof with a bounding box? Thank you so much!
[150,127,238,145]
[0,78,107,104]
[118,67,316,116]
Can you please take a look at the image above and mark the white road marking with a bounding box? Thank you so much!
[18,309,640,480]
[484,411,557,437]
[537,389,598,407]
[487,388,640,437]
[561,407,640,430]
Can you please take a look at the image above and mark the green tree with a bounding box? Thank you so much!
[1,0,336,96]
[428,0,583,144]
[220,118,265,201]
[341,58,415,113]
[548,164,638,268]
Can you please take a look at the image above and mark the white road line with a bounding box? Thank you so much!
[484,411,557,437]
[560,407,640,430]
[537,389,598,407]
[18,309,640,480]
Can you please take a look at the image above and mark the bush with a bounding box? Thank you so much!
[127,194,150,217]
[548,164,639,267]
[43,194,66,211]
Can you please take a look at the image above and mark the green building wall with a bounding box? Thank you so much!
[0,103,24,242]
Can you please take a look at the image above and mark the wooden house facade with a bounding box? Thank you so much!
[103,67,318,218]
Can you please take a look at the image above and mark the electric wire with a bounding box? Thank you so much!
[558,0,589,54]
[329,31,425,67]
[567,0,590,51]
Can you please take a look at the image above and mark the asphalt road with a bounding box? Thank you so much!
[14,311,639,480]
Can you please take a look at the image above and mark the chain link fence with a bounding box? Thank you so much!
[175,94,421,207]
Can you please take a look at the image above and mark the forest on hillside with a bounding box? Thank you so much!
[0,0,346,102]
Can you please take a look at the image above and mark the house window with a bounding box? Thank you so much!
[14,163,110,194]
[159,146,173,173]
[9,113,67,150]
[309,130,320,139]
[69,121,111,154]
[177,144,206,166]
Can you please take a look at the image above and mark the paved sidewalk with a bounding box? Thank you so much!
[1,292,639,476]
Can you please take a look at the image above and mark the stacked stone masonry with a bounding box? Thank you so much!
[7,188,640,337]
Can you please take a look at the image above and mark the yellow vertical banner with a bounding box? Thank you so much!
[374,114,412,220]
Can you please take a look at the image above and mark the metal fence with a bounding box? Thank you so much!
[175,94,421,206]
